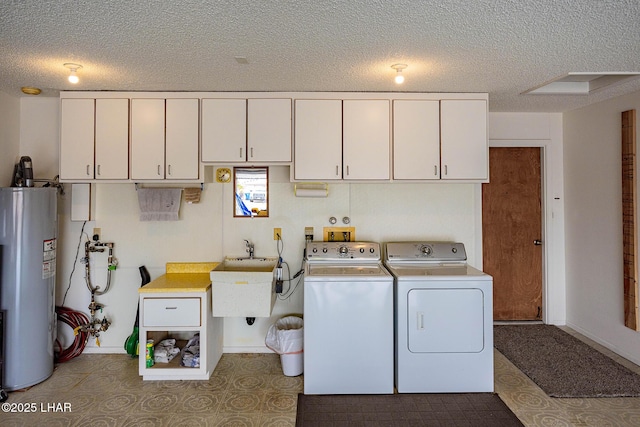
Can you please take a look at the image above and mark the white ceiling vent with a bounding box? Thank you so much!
[523,72,640,95]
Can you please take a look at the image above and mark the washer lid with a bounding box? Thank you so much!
[307,264,390,277]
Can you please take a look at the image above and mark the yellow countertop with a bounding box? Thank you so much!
[139,262,218,293]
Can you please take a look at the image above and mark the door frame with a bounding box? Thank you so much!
[482,138,563,325]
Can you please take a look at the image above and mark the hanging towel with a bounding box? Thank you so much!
[184,187,201,204]
[137,188,182,221]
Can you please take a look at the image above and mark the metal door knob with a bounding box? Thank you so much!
[534,239,542,246]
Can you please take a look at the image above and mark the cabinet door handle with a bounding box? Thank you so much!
[165,306,177,310]
[346,165,350,176]
[97,165,101,176]
[250,147,254,158]
[336,165,339,176]
[86,165,91,176]
[240,147,243,158]
[434,165,438,176]
[167,164,172,176]
[157,165,161,176]
[444,165,448,176]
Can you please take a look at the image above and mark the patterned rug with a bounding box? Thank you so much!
[296,393,523,426]
[494,324,640,398]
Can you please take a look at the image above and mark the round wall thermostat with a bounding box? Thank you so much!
[216,168,232,183]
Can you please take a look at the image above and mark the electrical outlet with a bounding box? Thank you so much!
[274,228,282,240]
[93,227,101,241]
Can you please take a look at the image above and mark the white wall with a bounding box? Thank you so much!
[0,91,21,185]
[564,90,640,365]
[18,98,482,354]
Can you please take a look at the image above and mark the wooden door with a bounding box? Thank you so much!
[482,147,542,320]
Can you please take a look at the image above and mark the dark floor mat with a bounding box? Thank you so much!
[494,324,640,398]
[296,393,523,426]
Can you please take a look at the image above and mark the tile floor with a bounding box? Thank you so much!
[2,327,640,426]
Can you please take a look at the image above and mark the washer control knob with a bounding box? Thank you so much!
[322,248,328,253]
[370,247,375,253]
[452,247,457,253]
[312,247,318,253]
[360,248,365,253]
[339,246,349,255]
[421,245,433,256]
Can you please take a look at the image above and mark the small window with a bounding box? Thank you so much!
[234,167,268,217]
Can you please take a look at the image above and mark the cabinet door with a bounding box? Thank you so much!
[294,99,343,180]
[440,99,488,180]
[60,98,95,180]
[343,100,390,180]
[166,99,199,179]
[393,100,440,180]
[95,99,129,180]
[131,99,166,180]
[201,99,246,162]
[247,99,292,162]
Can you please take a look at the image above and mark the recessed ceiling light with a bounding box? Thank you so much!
[523,72,640,95]
[21,86,41,95]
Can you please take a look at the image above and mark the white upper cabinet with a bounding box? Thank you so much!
[294,99,343,180]
[392,99,488,181]
[166,99,199,179]
[131,99,166,180]
[440,99,488,180]
[343,100,390,180]
[201,98,291,163]
[248,99,292,162]
[393,100,441,180]
[201,99,246,162]
[95,99,130,179]
[131,98,200,180]
[60,98,129,181]
[294,99,390,180]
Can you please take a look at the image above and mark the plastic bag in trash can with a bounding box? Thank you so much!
[265,316,303,355]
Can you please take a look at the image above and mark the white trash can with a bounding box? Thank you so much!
[265,316,304,376]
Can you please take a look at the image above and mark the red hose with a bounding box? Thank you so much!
[55,306,89,363]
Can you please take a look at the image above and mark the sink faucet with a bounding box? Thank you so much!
[244,239,255,259]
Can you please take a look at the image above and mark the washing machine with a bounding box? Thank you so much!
[303,241,394,395]
[384,241,494,393]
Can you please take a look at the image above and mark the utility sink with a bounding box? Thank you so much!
[210,257,278,318]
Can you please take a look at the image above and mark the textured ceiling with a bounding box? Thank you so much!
[1,0,640,112]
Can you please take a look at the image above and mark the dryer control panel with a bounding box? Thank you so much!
[385,242,467,263]
[306,241,381,262]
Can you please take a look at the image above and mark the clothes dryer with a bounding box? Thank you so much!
[384,242,494,393]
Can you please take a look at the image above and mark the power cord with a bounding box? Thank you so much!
[61,220,88,306]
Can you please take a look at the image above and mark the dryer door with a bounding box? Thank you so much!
[407,288,485,353]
